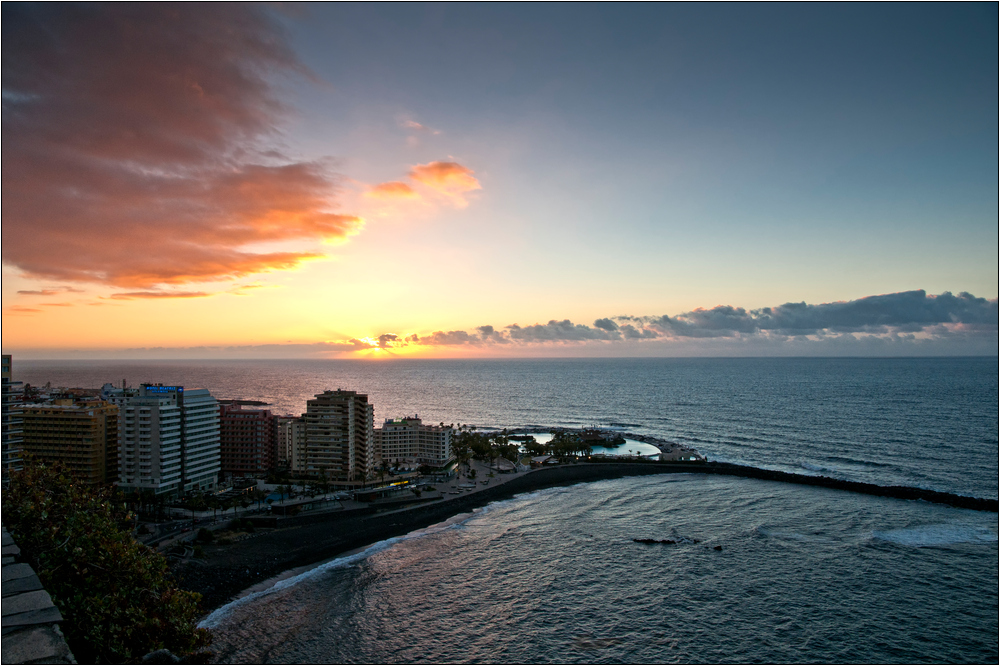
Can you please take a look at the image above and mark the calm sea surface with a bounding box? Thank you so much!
[17,357,998,497]
[15,357,999,663]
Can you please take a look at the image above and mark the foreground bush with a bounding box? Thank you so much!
[2,461,211,663]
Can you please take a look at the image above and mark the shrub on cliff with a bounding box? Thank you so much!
[2,461,211,663]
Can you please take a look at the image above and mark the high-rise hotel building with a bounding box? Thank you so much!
[118,384,220,497]
[375,416,453,468]
[303,390,374,481]
[1,355,24,483]
[219,402,277,478]
[20,399,119,485]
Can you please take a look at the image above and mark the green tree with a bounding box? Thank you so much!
[317,469,331,495]
[2,461,210,663]
[524,437,548,457]
[551,430,582,460]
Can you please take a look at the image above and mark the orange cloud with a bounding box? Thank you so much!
[408,161,481,207]
[366,181,418,199]
[228,283,266,296]
[107,291,213,300]
[17,287,84,296]
[2,5,359,289]
[4,306,43,315]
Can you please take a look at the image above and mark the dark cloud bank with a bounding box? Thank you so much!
[398,290,997,355]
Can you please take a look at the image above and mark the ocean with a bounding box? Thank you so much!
[14,357,999,663]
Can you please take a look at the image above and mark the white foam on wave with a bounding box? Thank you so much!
[799,461,837,474]
[871,523,998,548]
[199,507,486,629]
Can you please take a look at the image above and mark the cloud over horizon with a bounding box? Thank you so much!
[639,290,999,338]
[12,290,995,358]
[384,290,999,353]
[2,4,359,289]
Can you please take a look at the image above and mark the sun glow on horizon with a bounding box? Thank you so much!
[1,5,995,360]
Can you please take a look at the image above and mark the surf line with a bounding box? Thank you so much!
[198,507,490,630]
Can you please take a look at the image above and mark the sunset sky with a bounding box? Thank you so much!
[2,4,997,358]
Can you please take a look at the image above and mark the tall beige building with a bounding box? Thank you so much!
[302,390,374,481]
[20,400,119,485]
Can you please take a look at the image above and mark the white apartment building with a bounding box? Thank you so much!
[118,384,220,497]
[375,416,453,468]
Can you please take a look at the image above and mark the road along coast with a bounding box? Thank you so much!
[174,461,998,613]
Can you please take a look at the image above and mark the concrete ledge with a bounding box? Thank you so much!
[2,590,59,620]
[2,606,64,628]
[2,573,44,598]
[1,526,76,664]
[2,563,36,583]
[1,624,76,664]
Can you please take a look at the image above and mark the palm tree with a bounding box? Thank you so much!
[186,493,207,522]
[251,487,267,512]
[205,494,220,522]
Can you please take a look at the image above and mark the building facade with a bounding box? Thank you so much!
[277,415,306,472]
[302,390,374,481]
[20,400,119,485]
[374,416,453,468]
[219,402,277,479]
[1,355,24,483]
[118,384,220,497]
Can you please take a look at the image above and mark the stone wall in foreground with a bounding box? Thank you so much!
[2,525,76,664]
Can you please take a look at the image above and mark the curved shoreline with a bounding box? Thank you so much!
[174,461,997,613]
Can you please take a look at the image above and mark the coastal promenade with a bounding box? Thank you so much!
[174,459,997,613]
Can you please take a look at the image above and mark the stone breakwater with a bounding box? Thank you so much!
[701,461,998,512]
[174,462,997,613]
